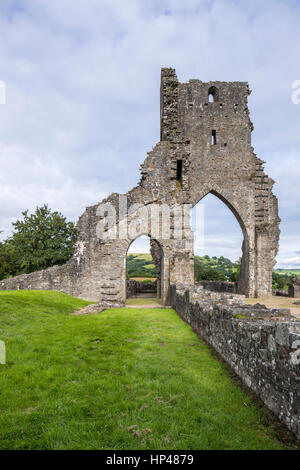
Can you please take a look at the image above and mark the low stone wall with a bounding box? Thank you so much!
[193,283,245,305]
[195,280,236,293]
[0,265,67,292]
[126,280,157,298]
[275,290,289,297]
[170,283,300,440]
[289,278,300,298]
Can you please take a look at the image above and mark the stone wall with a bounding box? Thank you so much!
[195,280,236,293]
[170,283,300,440]
[289,278,300,298]
[275,290,289,297]
[193,283,245,305]
[126,280,157,298]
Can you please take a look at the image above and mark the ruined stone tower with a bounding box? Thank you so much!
[0,68,280,302]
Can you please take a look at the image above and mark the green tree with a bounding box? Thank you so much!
[0,239,17,280]
[230,257,241,282]
[6,205,77,275]
[194,256,227,282]
[272,272,289,290]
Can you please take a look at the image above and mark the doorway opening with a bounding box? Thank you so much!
[126,235,163,306]
[192,192,245,292]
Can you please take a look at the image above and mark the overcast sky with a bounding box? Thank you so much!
[0,0,299,267]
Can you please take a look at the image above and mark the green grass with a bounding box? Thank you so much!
[0,291,295,450]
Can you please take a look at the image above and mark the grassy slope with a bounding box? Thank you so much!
[129,253,154,261]
[0,291,295,450]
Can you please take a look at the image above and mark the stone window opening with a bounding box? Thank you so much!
[208,86,219,103]
[176,160,182,184]
[211,130,217,145]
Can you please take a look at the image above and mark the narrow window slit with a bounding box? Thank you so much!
[176,160,183,189]
[211,130,217,145]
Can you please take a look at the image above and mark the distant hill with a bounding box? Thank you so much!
[126,253,157,278]
[127,254,298,290]
[126,253,240,281]
[274,269,300,276]
[194,255,240,281]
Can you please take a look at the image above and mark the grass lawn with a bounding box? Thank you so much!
[0,290,296,450]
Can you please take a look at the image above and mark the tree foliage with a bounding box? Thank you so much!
[126,254,157,278]
[272,271,292,290]
[194,255,240,282]
[0,205,77,279]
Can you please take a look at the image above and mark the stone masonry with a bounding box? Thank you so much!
[0,69,280,303]
[289,278,300,298]
[170,283,300,440]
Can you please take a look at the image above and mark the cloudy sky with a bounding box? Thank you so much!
[0,0,299,266]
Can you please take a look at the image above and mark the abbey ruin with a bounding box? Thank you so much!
[0,68,280,303]
[1,69,299,440]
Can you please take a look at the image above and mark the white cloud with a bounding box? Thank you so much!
[278,256,300,267]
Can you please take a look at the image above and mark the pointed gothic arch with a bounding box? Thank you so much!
[192,190,249,293]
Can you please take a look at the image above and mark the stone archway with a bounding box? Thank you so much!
[124,235,165,303]
[192,190,251,295]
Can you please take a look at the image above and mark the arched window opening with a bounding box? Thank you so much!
[126,235,163,304]
[191,193,244,288]
[208,86,219,103]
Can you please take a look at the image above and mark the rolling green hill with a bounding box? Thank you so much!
[127,253,240,281]
[274,269,300,276]
[127,254,297,289]
[126,253,157,278]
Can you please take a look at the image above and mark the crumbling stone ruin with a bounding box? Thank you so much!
[289,278,300,298]
[1,69,299,441]
[0,68,280,303]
